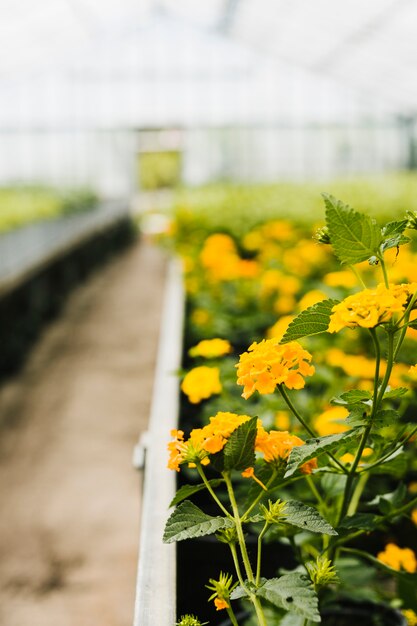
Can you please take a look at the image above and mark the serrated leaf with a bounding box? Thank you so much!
[339,512,383,532]
[223,415,257,471]
[332,389,372,406]
[163,500,233,543]
[169,479,223,507]
[371,448,407,478]
[256,574,320,622]
[248,500,337,535]
[230,584,249,600]
[284,430,360,478]
[283,500,337,535]
[374,409,400,426]
[280,299,339,343]
[381,220,408,238]
[380,234,411,253]
[383,387,408,400]
[323,193,381,265]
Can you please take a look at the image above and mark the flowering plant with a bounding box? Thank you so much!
[165,196,417,626]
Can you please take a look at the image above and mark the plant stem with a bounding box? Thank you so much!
[278,385,348,475]
[241,470,277,522]
[256,522,269,586]
[224,472,267,626]
[347,472,369,516]
[306,475,325,507]
[378,255,390,288]
[196,464,232,519]
[226,606,240,626]
[394,290,417,360]
[229,542,246,589]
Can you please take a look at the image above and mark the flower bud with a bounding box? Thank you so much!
[305,555,339,588]
[259,499,287,525]
[406,210,417,230]
[313,226,331,244]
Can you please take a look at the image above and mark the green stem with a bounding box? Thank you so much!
[256,522,269,586]
[349,264,367,289]
[306,475,325,507]
[224,473,267,626]
[394,290,417,360]
[378,254,390,288]
[229,543,246,589]
[226,605,240,626]
[196,464,232,519]
[278,385,349,475]
[347,472,369,516]
[241,470,277,522]
[361,425,417,473]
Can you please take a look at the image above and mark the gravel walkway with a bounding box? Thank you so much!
[0,239,167,626]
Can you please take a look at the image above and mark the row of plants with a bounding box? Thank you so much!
[153,182,417,625]
[0,185,98,233]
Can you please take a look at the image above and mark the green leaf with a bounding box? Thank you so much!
[284,430,360,478]
[383,387,408,400]
[371,448,407,478]
[163,501,234,543]
[256,574,320,622]
[381,220,408,238]
[223,415,257,471]
[323,193,382,265]
[169,479,223,508]
[373,409,401,427]
[332,389,372,406]
[380,234,411,253]
[248,500,337,535]
[280,299,339,343]
[283,500,337,535]
[339,513,383,532]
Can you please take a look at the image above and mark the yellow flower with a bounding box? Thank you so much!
[411,509,417,526]
[409,364,417,378]
[255,426,317,473]
[340,447,373,465]
[266,315,294,340]
[167,429,211,471]
[403,609,417,626]
[214,598,229,611]
[181,366,222,403]
[189,338,232,359]
[191,308,211,327]
[200,233,240,281]
[323,270,358,288]
[167,412,252,472]
[298,290,327,311]
[328,284,409,333]
[274,294,296,314]
[236,338,315,399]
[314,406,349,436]
[275,410,291,431]
[377,543,417,573]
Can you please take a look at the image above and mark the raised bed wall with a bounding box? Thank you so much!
[0,201,135,379]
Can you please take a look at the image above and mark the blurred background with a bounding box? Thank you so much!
[2,0,417,195]
[2,3,417,626]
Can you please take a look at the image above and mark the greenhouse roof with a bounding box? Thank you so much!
[1,0,417,127]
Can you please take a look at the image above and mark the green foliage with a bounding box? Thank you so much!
[169,479,223,507]
[284,431,360,478]
[0,185,98,232]
[223,416,257,471]
[163,501,234,543]
[331,389,372,406]
[280,299,339,343]
[323,193,382,265]
[255,574,320,622]
[250,500,337,535]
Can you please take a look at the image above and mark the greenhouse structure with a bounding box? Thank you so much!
[1,2,417,626]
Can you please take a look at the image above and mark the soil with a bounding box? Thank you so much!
[0,239,167,626]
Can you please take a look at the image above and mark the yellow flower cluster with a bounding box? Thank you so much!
[200,233,259,281]
[403,609,417,626]
[328,283,411,333]
[314,406,349,437]
[236,339,315,399]
[181,366,222,403]
[189,338,232,359]
[168,411,316,474]
[167,412,252,471]
[255,425,317,473]
[377,543,417,573]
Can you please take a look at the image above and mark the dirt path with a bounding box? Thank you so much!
[0,240,167,626]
